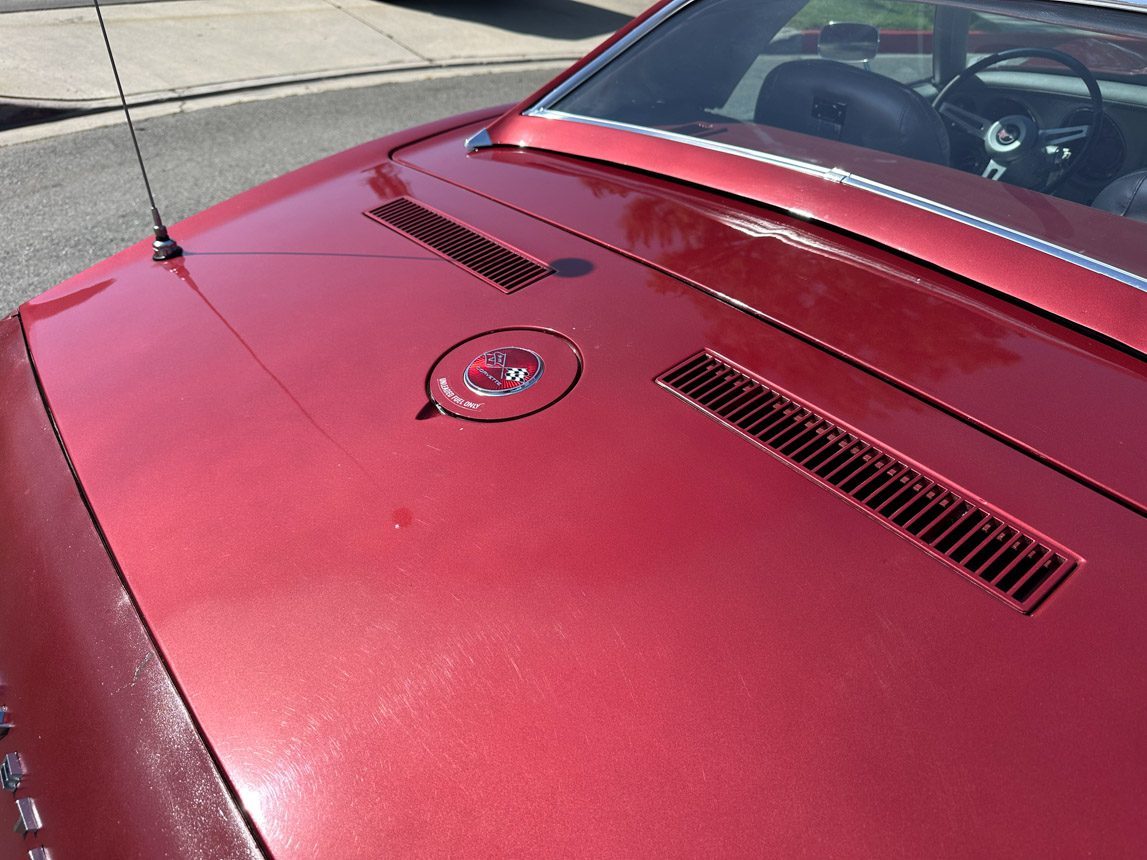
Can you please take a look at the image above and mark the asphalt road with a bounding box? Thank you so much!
[0,67,555,315]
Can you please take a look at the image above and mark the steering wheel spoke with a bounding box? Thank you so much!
[939,102,992,140]
[1039,124,1091,147]
[982,159,1008,180]
[933,47,1102,193]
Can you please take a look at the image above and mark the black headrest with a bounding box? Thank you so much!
[755,59,950,166]
[1092,169,1147,223]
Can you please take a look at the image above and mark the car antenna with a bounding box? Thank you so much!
[92,0,182,261]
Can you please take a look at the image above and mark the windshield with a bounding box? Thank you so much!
[542,0,1147,276]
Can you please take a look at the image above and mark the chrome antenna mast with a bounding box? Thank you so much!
[92,0,182,261]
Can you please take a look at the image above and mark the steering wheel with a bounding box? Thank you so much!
[933,48,1103,192]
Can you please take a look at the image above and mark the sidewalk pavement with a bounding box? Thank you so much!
[0,0,643,110]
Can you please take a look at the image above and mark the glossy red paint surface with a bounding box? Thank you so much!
[400,131,1147,515]
[483,112,1147,354]
[0,317,261,860]
[16,102,1147,857]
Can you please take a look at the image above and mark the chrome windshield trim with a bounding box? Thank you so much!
[518,110,1147,294]
[524,0,1147,294]
[1041,0,1147,11]
[841,175,1147,293]
[530,0,699,112]
[521,109,839,179]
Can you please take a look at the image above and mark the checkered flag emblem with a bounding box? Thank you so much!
[504,367,530,383]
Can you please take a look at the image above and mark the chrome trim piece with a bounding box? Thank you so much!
[464,127,493,152]
[517,0,1147,294]
[841,174,1147,293]
[523,110,835,179]
[0,708,13,740]
[1041,0,1147,11]
[28,849,51,860]
[529,0,698,112]
[13,798,41,836]
[1,754,25,793]
[522,110,1147,295]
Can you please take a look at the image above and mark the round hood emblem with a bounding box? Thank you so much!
[428,329,580,421]
[464,347,544,397]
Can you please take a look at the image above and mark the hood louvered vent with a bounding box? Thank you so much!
[660,352,1078,614]
[365,197,552,293]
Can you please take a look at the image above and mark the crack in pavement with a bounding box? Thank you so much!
[322,0,430,63]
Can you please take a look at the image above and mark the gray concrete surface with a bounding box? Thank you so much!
[0,0,189,11]
[0,0,645,109]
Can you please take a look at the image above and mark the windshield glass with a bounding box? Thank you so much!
[545,0,1147,274]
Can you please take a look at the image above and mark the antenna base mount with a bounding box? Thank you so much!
[152,237,183,261]
[151,223,183,261]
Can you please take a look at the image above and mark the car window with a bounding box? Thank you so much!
[720,0,934,121]
[968,11,1147,81]
[545,0,1147,278]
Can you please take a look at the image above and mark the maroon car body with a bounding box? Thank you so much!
[3,0,1147,856]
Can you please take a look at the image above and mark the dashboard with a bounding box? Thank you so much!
[940,71,1147,204]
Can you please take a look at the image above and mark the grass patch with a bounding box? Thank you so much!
[789,0,933,30]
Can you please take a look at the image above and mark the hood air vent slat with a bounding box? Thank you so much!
[365,197,552,293]
[659,352,1079,614]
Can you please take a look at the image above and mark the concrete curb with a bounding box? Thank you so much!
[0,58,569,147]
[1,50,580,112]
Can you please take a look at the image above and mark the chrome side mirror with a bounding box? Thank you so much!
[818,22,880,63]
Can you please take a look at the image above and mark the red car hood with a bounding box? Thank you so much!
[20,113,1147,857]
